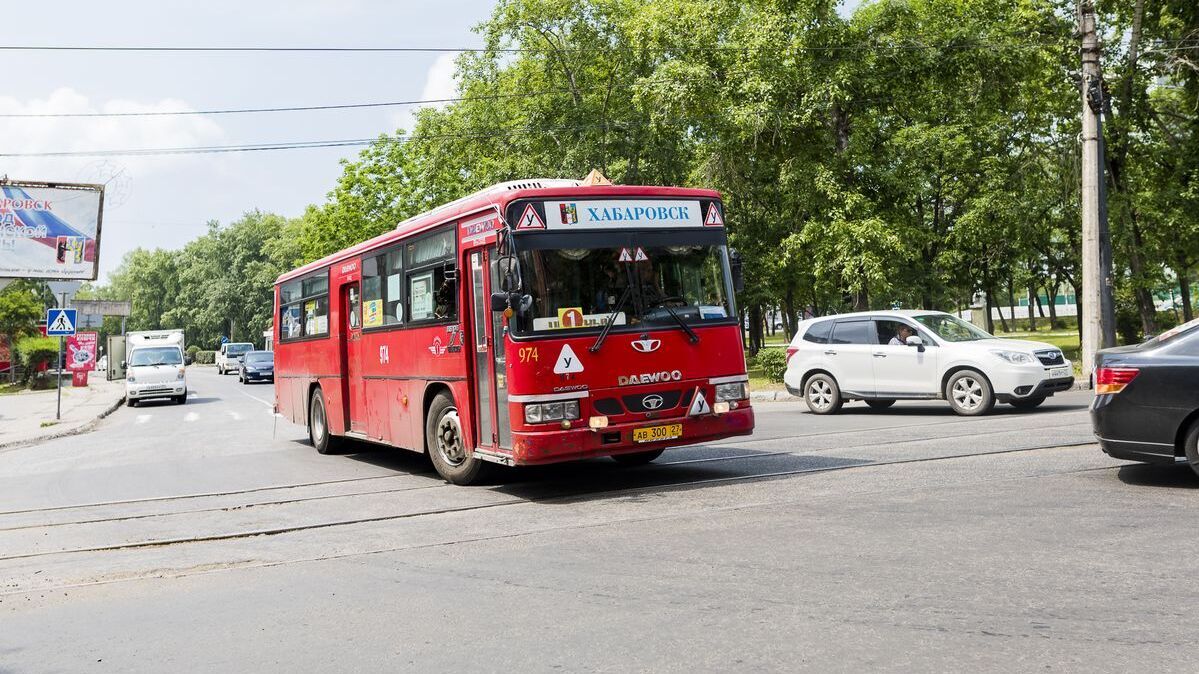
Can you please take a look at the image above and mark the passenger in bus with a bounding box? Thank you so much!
[433,276,455,319]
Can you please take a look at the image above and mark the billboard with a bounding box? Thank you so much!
[0,180,105,281]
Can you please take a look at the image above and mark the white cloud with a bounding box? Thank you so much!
[392,53,460,133]
[0,87,226,182]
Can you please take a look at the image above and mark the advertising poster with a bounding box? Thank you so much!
[0,181,105,280]
[65,331,98,372]
[364,299,383,328]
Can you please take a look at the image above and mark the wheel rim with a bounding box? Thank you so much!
[951,377,984,410]
[311,397,326,442]
[808,379,833,410]
[436,408,467,467]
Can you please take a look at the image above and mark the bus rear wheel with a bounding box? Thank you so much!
[426,391,492,485]
[309,388,341,455]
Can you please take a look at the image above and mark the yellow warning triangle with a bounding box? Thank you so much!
[581,169,613,186]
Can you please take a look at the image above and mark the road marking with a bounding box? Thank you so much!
[135,414,151,425]
[228,411,242,421]
[184,412,199,423]
[238,389,274,409]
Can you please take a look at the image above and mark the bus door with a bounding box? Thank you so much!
[469,248,506,448]
[341,282,366,432]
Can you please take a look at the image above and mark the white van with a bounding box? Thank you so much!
[216,342,254,375]
[125,330,188,407]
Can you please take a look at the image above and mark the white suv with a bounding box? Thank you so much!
[783,310,1074,416]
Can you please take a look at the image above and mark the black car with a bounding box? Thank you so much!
[238,350,275,384]
[1091,318,1199,475]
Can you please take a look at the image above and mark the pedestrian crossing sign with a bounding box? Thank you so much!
[46,308,77,336]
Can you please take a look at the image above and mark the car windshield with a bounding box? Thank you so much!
[244,352,274,365]
[914,314,994,342]
[129,347,183,367]
[227,343,253,355]
[513,243,733,334]
[1144,316,1199,347]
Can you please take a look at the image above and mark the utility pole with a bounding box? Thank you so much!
[1079,0,1112,385]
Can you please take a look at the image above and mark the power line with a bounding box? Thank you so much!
[0,90,566,119]
[0,124,618,158]
[0,40,1075,54]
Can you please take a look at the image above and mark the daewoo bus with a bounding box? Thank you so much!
[273,177,754,484]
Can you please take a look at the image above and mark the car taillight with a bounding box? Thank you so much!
[1095,367,1139,394]
[786,347,799,362]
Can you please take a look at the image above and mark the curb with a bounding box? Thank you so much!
[751,380,1092,402]
[0,392,126,453]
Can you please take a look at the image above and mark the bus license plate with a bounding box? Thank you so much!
[633,424,682,444]
[1050,366,1070,379]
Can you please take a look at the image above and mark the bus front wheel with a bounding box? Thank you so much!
[426,391,492,485]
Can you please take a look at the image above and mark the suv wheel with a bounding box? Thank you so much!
[946,370,995,416]
[804,373,843,415]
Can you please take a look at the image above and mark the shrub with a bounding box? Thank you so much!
[753,347,789,383]
[15,336,59,386]
[186,345,200,357]
[194,350,216,364]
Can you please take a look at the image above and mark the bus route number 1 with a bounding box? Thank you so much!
[518,347,538,364]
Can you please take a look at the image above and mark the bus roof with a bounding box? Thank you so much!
[275,180,723,285]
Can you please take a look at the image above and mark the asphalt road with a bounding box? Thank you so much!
[1,368,1196,672]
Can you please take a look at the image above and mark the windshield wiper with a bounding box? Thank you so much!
[650,300,700,344]
[590,285,633,353]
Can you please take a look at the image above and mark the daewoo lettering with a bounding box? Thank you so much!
[618,370,683,386]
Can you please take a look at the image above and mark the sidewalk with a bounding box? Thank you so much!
[0,376,126,450]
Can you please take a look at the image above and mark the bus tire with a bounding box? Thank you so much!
[611,449,665,466]
[309,388,341,455]
[426,391,492,485]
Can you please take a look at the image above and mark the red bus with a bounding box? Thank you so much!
[274,178,754,484]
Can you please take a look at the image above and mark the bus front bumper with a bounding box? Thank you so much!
[498,406,755,466]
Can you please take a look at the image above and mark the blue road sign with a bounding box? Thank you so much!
[46,308,78,336]
[220,336,229,344]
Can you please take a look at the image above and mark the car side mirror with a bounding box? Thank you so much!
[120,360,126,369]
[185,355,194,365]
[906,335,925,352]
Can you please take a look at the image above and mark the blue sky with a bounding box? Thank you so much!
[0,0,495,280]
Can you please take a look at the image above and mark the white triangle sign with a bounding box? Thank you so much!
[688,390,711,416]
[633,247,648,262]
[618,247,633,263]
[704,203,724,226]
[49,312,75,333]
[553,344,584,374]
[516,203,545,230]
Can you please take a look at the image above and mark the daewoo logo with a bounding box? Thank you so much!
[631,337,661,353]
[618,370,682,386]
[641,394,664,410]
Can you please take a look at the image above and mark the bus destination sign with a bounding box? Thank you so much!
[543,199,706,229]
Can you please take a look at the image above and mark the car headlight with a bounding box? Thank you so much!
[715,382,748,402]
[991,350,1037,365]
[177,368,186,380]
[524,400,581,424]
[126,373,135,383]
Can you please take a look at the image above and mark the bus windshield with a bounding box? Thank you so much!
[513,243,734,335]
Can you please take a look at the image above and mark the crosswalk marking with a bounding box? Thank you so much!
[228,411,242,421]
[184,412,199,423]
[135,414,151,425]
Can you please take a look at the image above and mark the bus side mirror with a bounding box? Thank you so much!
[497,255,521,293]
[491,292,511,312]
[729,249,745,293]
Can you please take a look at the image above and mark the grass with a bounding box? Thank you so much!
[0,382,25,396]
[39,420,59,428]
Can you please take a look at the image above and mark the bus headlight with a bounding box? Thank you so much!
[524,400,581,424]
[714,382,748,402]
